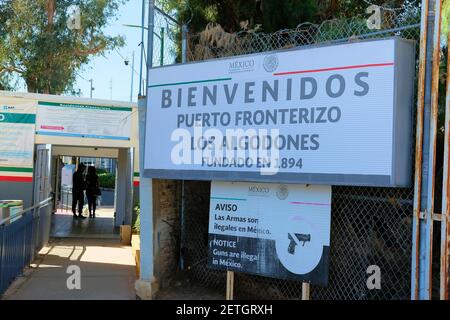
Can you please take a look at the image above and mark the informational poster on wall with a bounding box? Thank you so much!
[36,101,132,141]
[208,181,331,286]
[145,38,416,187]
[61,164,76,187]
[0,100,36,172]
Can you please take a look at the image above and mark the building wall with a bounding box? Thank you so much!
[0,181,33,208]
[0,91,140,208]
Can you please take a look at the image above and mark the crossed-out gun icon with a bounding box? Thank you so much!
[287,233,311,254]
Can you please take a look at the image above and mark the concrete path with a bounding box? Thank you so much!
[51,207,119,239]
[2,238,136,300]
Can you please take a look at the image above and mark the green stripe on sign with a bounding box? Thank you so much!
[0,167,33,172]
[134,172,140,177]
[148,77,232,88]
[211,197,247,201]
[38,101,132,112]
[0,113,35,124]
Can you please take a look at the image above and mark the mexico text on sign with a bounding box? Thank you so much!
[208,181,332,285]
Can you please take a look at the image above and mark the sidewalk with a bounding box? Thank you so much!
[51,206,119,239]
[2,238,136,300]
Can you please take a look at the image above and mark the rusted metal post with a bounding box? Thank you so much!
[440,32,450,300]
[302,282,310,300]
[411,0,429,300]
[226,271,234,300]
[411,0,442,300]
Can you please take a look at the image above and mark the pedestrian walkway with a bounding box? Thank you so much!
[1,238,136,300]
[51,206,119,239]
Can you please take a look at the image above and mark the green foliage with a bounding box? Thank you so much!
[0,0,127,94]
[98,171,115,189]
[159,0,422,34]
[0,73,15,91]
[96,168,109,175]
[258,0,318,32]
[132,202,140,234]
[443,0,450,43]
[160,0,318,33]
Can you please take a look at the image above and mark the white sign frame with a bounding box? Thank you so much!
[208,181,332,285]
[144,37,415,187]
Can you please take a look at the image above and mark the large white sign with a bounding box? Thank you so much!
[0,101,36,169]
[208,181,331,285]
[145,38,415,186]
[36,101,132,141]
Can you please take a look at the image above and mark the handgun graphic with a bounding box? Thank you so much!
[287,233,311,254]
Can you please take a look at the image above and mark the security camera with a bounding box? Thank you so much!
[124,59,129,66]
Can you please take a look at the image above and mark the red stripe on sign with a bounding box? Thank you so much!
[133,181,140,187]
[290,201,331,206]
[41,125,64,130]
[0,176,33,183]
[273,62,395,76]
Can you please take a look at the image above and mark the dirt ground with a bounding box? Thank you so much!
[155,283,224,300]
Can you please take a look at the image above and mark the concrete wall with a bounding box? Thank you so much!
[0,181,33,208]
[152,179,181,289]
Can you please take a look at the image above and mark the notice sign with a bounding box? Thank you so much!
[144,38,415,187]
[208,181,331,286]
[36,101,132,140]
[0,101,36,169]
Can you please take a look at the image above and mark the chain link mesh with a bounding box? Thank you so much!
[152,9,179,67]
[170,12,422,300]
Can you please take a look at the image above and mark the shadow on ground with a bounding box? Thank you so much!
[2,238,136,300]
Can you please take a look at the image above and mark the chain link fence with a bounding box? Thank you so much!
[176,11,423,300]
[152,9,179,67]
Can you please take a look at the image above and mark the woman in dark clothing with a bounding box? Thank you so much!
[86,166,100,218]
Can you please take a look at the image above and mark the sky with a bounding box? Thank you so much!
[74,0,145,101]
[74,0,150,103]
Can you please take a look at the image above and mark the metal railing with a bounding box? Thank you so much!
[0,197,52,295]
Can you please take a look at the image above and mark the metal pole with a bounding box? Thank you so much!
[181,24,188,64]
[137,0,155,288]
[411,0,429,300]
[139,0,145,97]
[130,51,135,102]
[160,27,164,66]
[440,32,450,300]
[411,0,442,300]
[89,79,94,99]
[179,23,188,270]
[146,1,154,80]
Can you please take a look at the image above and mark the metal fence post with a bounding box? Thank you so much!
[138,0,146,96]
[182,24,188,64]
[440,32,450,300]
[179,23,189,270]
[411,0,443,300]
[22,214,27,268]
[136,0,156,298]
[0,226,4,293]
[160,27,165,66]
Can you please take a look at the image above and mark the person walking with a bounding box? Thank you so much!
[72,163,87,219]
[86,166,100,218]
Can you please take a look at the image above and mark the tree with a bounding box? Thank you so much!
[159,0,319,34]
[159,0,419,34]
[0,0,126,94]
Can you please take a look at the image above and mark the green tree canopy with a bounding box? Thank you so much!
[0,0,127,94]
[159,0,319,33]
[159,0,416,34]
